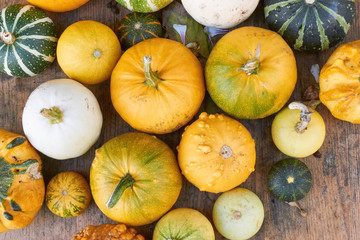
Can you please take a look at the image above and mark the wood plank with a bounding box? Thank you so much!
[0,0,359,239]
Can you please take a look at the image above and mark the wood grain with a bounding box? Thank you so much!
[1,0,359,239]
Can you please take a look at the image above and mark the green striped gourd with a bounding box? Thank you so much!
[264,0,356,51]
[268,158,312,202]
[118,12,162,49]
[0,4,57,78]
[115,0,173,13]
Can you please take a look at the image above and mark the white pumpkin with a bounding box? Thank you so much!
[181,0,260,29]
[213,188,264,240]
[22,79,103,160]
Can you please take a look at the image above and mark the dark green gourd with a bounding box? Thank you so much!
[117,12,162,49]
[268,158,312,202]
[264,0,356,51]
[0,4,57,78]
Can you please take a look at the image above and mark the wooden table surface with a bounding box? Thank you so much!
[1,0,359,239]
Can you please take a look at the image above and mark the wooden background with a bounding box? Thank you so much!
[1,0,359,239]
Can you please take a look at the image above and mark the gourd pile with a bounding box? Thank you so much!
[0,0,358,239]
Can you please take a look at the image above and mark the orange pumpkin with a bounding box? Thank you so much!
[111,38,205,134]
[319,40,360,124]
[0,129,45,233]
[27,0,89,12]
[177,112,256,193]
[72,224,144,240]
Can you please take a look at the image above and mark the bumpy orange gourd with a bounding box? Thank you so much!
[0,129,45,233]
[111,38,205,134]
[319,40,360,124]
[178,112,256,193]
[27,0,89,12]
[72,224,144,240]
[46,171,91,218]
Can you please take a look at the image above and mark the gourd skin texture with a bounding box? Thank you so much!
[264,0,356,51]
[272,107,326,158]
[111,38,205,134]
[22,79,103,160]
[90,132,182,226]
[206,26,297,119]
[0,129,45,233]
[213,188,264,240]
[182,0,260,29]
[319,40,360,124]
[116,0,173,13]
[0,4,57,78]
[153,208,215,240]
[27,0,89,12]
[178,112,256,193]
[57,20,121,85]
[72,224,145,240]
[46,171,91,218]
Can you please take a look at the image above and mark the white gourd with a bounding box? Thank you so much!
[22,79,103,160]
[181,0,260,29]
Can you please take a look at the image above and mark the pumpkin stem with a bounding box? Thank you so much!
[40,106,63,124]
[220,145,232,159]
[106,172,135,209]
[0,27,15,45]
[143,55,163,90]
[287,201,307,217]
[305,0,315,4]
[237,44,261,75]
[288,102,312,133]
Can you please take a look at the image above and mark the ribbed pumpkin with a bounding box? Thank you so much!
[319,40,360,123]
[118,12,162,49]
[205,26,297,119]
[178,112,256,193]
[46,171,91,218]
[268,158,313,202]
[57,20,121,84]
[115,0,173,13]
[264,0,356,51]
[27,0,89,12]
[0,4,57,78]
[0,129,45,233]
[153,208,215,240]
[111,38,205,134]
[90,132,182,226]
[72,224,144,240]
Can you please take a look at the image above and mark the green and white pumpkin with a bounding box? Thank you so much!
[264,0,356,51]
[117,12,162,49]
[115,0,173,13]
[0,4,57,78]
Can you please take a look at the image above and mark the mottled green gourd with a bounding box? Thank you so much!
[115,0,173,13]
[268,158,312,202]
[264,0,356,51]
[0,4,57,77]
[117,12,162,49]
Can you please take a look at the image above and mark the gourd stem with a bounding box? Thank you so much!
[288,102,312,133]
[106,172,135,209]
[40,106,63,124]
[0,27,15,45]
[305,0,315,4]
[143,55,163,90]
[287,201,307,217]
[237,44,261,75]
[220,145,232,159]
